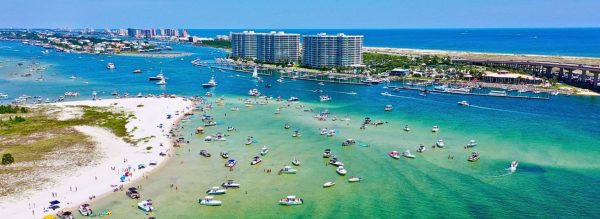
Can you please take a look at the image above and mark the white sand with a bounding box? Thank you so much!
[0,97,194,218]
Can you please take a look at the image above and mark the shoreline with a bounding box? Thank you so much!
[0,97,196,218]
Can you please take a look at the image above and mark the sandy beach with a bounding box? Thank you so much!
[0,97,195,218]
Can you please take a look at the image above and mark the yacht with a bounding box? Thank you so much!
[417,144,427,153]
[79,203,93,216]
[202,76,218,88]
[436,139,445,148]
[280,166,297,174]
[402,149,416,158]
[251,156,262,165]
[137,199,154,212]
[468,152,481,162]
[199,196,222,206]
[336,166,347,175]
[323,149,332,158]
[489,90,508,96]
[431,125,440,132]
[206,187,227,195]
[384,105,393,111]
[221,180,241,188]
[348,176,362,183]
[465,140,478,149]
[132,69,142,74]
[458,100,470,106]
[320,95,331,102]
[509,161,519,172]
[323,181,336,188]
[260,146,269,156]
[148,72,165,81]
[388,151,401,159]
[106,63,116,69]
[279,195,304,205]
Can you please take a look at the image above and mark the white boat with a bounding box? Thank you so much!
[323,181,336,188]
[468,151,481,162]
[458,100,470,106]
[225,159,237,167]
[248,89,261,96]
[336,166,347,175]
[280,166,297,174]
[69,75,77,80]
[260,146,269,156]
[509,160,519,172]
[252,66,260,79]
[79,203,93,216]
[137,92,143,98]
[431,125,440,132]
[329,158,344,166]
[384,105,393,111]
[292,130,301,137]
[199,196,222,206]
[388,151,400,159]
[202,75,218,88]
[402,149,416,158]
[320,95,331,102]
[279,195,303,205]
[133,69,142,74]
[318,82,325,86]
[0,93,8,99]
[381,92,392,96]
[348,176,362,183]
[222,180,240,188]
[489,90,507,96]
[403,125,410,132]
[288,96,299,101]
[106,63,116,69]
[277,78,284,83]
[323,149,332,158]
[206,187,227,195]
[292,159,301,166]
[465,140,478,149]
[251,156,262,165]
[137,199,154,212]
[148,72,165,81]
[436,139,445,148]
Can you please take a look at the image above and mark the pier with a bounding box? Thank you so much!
[387,85,550,100]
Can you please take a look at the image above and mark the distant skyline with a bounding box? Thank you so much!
[1,0,599,29]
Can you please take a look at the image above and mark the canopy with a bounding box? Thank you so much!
[49,200,60,205]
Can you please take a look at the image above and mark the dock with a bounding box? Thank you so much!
[387,86,550,100]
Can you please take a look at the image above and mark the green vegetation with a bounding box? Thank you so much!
[0,105,29,114]
[197,40,231,49]
[2,153,14,165]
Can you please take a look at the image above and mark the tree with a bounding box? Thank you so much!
[2,153,14,165]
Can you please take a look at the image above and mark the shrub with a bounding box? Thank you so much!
[2,153,14,165]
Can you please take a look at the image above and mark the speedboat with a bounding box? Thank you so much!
[277,78,284,83]
[431,126,440,132]
[280,166,297,174]
[251,156,262,165]
[342,139,356,146]
[417,144,426,153]
[284,123,291,129]
[384,105,393,111]
[323,181,335,188]
[320,95,331,102]
[288,96,299,101]
[329,158,344,166]
[225,159,237,167]
[248,89,261,96]
[468,152,480,162]
[318,82,325,86]
[137,199,154,212]
[79,203,93,216]
[106,63,116,69]
[202,76,218,88]
[388,151,400,159]
[200,150,211,157]
[336,166,347,175]
[260,146,269,156]
[323,149,332,158]
[292,159,301,166]
[458,100,470,106]
[133,69,142,74]
[126,187,140,199]
[436,139,445,148]
[206,187,226,195]
[220,152,230,159]
[199,196,222,206]
[69,75,77,80]
[402,149,416,158]
[348,176,362,183]
[221,180,240,188]
[403,125,410,132]
[509,161,519,172]
[381,92,392,96]
[465,140,478,149]
[279,195,303,205]
[56,211,75,219]
[292,130,301,137]
[148,72,165,81]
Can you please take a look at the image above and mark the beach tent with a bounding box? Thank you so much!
[49,200,60,205]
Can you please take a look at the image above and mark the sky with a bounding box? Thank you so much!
[1,0,599,29]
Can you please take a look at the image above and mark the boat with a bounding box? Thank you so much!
[206,187,227,195]
[381,92,392,96]
[137,199,154,212]
[431,126,440,132]
[320,95,331,102]
[252,66,260,79]
[148,72,165,81]
[342,139,356,146]
[403,125,410,132]
[126,187,140,199]
[458,100,470,106]
[248,89,261,96]
[416,144,426,153]
[68,75,77,80]
[106,63,116,69]
[260,146,269,156]
[56,211,74,219]
[468,151,480,162]
[292,130,301,137]
[221,180,240,188]
[384,105,393,111]
[328,158,344,166]
[323,181,336,188]
[79,203,93,216]
[0,93,8,99]
[402,149,416,158]
[277,78,284,83]
[200,150,211,157]
[489,90,508,96]
[225,159,237,167]
[156,77,167,85]
[348,176,361,183]
[279,195,303,205]
[509,161,519,172]
[323,149,332,158]
[251,156,262,165]
[291,158,301,166]
[199,196,222,206]
[133,69,142,74]
[280,166,297,174]
[220,152,229,159]
[336,166,347,175]
[288,96,299,102]
[465,140,478,149]
[318,82,325,86]
[388,151,400,159]
[436,139,445,148]
[202,75,218,88]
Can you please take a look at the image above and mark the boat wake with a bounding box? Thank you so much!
[469,105,539,116]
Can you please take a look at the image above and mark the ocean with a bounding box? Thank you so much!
[0,40,600,218]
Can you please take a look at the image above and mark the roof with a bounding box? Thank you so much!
[484,72,541,80]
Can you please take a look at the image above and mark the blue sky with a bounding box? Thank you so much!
[1,0,599,28]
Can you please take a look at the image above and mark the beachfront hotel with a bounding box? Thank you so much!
[231,31,300,64]
[302,33,364,68]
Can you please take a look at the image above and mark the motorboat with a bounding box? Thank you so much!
[416,144,426,153]
[260,146,269,156]
[329,158,344,166]
[206,187,226,195]
[292,159,301,166]
[348,176,362,183]
[402,149,416,158]
[69,75,77,80]
[221,180,240,188]
[277,78,284,83]
[323,149,332,158]
[133,69,142,74]
[284,123,290,129]
[381,92,392,96]
[279,195,303,205]
[384,105,393,111]
[248,89,261,96]
[199,196,222,206]
[509,161,519,172]
[126,187,140,199]
[137,199,154,212]
[323,181,336,188]
[320,128,329,135]
[404,125,410,132]
[200,150,211,157]
[0,93,8,99]
[342,139,356,146]
[468,152,481,162]
[436,139,445,148]
[148,72,165,81]
[288,96,299,102]
[431,125,440,132]
[251,156,262,165]
[136,92,142,98]
[336,166,347,175]
[327,129,336,137]
[79,203,93,216]
[458,100,470,106]
[220,152,229,159]
[489,90,508,96]
[106,63,116,69]
[280,166,297,174]
[388,151,400,159]
[225,159,237,167]
[56,210,75,219]
[202,76,218,88]
[320,95,331,102]
[465,140,478,149]
[156,77,167,85]
[292,130,301,137]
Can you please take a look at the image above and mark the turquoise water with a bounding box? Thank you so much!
[1,41,600,218]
